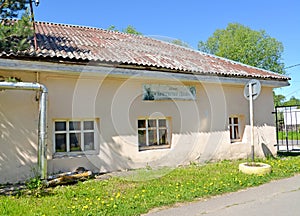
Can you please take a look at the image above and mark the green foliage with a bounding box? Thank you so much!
[107,25,118,32]
[2,157,300,215]
[122,25,142,35]
[171,39,190,48]
[0,76,22,82]
[273,91,300,107]
[24,177,49,198]
[25,177,42,190]
[273,91,286,106]
[107,24,142,35]
[278,131,300,140]
[283,96,300,106]
[198,23,285,74]
[0,0,29,18]
[0,0,33,52]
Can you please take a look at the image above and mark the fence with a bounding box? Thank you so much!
[274,106,300,152]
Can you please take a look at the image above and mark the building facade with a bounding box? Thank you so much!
[0,22,289,183]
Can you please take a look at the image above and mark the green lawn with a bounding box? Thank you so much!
[278,131,300,140]
[1,157,300,216]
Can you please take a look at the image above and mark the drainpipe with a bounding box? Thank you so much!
[0,81,48,179]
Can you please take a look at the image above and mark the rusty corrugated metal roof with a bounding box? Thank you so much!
[0,21,289,81]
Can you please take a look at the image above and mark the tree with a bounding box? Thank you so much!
[107,25,118,32]
[273,92,300,107]
[273,92,286,106]
[171,39,190,48]
[283,96,300,106]
[122,25,142,35]
[107,25,142,35]
[198,23,285,74]
[108,25,191,49]
[0,0,33,53]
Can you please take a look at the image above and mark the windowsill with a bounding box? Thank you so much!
[139,144,171,151]
[230,140,246,145]
[53,151,97,159]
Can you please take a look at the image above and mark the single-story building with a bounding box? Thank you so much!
[0,22,290,183]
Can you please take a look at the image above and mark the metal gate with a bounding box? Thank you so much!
[274,105,300,154]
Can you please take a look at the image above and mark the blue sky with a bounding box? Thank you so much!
[34,0,300,100]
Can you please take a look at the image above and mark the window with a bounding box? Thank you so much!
[138,118,171,151]
[54,119,97,153]
[229,116,244,142]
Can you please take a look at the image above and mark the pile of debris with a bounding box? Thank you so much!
[45,167,93,187]
[0,167,94,195]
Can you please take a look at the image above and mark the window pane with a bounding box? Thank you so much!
[55,122,66,131]
[159,129,167,144]
[148,129,157,145]
[69,121,81,131]
[84,132,94,151]
[138,118,171,150]
[148,119,156,128]
[84,121,94,130]
[138,120,146,128]
[159,119,166,127]
[70,133,81,151]
[138,130,146,146]
[233,117,239,124]
[229,118,232,124]
[234,126,240,139]
[55,134,66,152]
[229,126,233,139]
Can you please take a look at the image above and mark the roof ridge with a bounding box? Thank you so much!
[35,21,102,30]
[35,21,146,39]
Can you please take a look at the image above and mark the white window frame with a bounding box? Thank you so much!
[229,115,243,143]
[53,119,98,156]
[138,117,171,151]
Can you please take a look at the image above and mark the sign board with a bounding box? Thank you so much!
[142,84,196,101]
[244,79,261,100]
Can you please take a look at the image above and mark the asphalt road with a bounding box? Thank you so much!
[145,175,300,216]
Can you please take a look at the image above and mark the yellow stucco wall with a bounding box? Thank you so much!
[0,71,277,183]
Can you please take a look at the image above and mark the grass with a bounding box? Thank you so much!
[1,157,300,215]
[278,131,300,140]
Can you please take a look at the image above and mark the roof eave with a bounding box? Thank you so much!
[0,58,290,88]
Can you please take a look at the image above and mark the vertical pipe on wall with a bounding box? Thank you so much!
[38,84,48,179]
[35,72,40,101]
[0,81,48,179]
